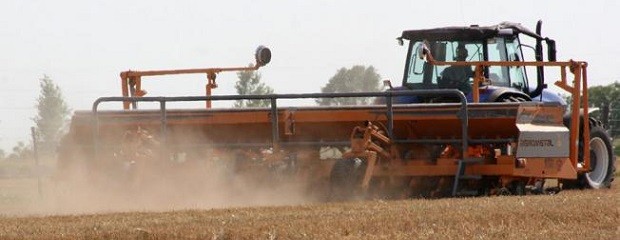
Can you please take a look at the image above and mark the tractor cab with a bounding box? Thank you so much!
[396,22,555,103]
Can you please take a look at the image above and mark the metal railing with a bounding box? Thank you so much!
[92,90,469,161]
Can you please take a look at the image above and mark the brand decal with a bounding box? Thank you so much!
[520,139,554,147]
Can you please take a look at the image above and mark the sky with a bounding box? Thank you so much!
[0,0,618,152]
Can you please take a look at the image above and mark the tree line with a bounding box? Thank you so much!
[586,81,620,137]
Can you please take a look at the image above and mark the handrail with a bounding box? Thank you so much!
[92,90,469,163]
[119,45,271,109]
[120,65,263,110]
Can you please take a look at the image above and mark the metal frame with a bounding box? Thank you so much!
[92,90,469,162]
[420,44,591,173]
[120,63,266,109]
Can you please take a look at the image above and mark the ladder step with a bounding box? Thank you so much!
[459,174,482,180]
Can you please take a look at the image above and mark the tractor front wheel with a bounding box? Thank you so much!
[562,118,616,189]
[584,125,615,189]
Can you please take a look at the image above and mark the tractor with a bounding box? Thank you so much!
[375,21,615,192]
[57,21,614,201]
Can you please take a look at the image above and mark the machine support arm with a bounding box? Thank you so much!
[119,46,272,110]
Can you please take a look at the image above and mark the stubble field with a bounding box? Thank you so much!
[0,160,618,239]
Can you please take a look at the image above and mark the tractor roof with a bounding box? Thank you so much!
[400,22,543,42]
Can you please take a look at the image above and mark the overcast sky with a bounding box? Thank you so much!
[0,0,618,151]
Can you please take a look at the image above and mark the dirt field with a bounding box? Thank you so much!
[0,157,618,239]
[0,180,617,239]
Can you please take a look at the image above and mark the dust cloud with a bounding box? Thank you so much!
[0,114,347,217]
[4,143,332,216]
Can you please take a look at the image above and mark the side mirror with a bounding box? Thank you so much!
[255,46,271,67]
[396,37,404,46]
[546,39,556,62]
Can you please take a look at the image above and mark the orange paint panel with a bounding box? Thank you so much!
[513,158,577,179]
[467,165,514,176]
[496,156,514,165]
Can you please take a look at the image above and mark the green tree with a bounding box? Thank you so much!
[588,81,620,137]
[233,64,274,108]
[317,65,381,106]
[33,75,70,155]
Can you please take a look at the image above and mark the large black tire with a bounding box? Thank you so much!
[583,124,615,188]
[564,119,615,189]
[329,158,367,201]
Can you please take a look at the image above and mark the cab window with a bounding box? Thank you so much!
[405,41,482,87]
[486,37,527,90]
